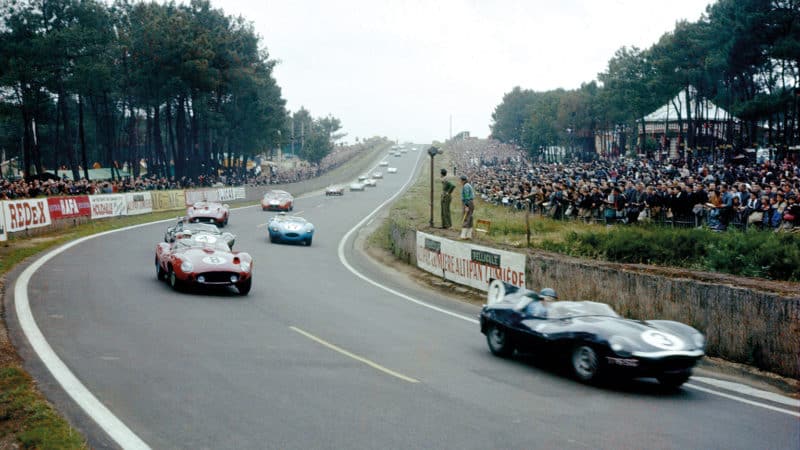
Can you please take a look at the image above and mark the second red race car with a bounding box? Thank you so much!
[186,201,229,227]
[261,190,294,211]
[156,230,253,295]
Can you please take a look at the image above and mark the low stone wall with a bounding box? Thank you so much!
[385,221,800,379]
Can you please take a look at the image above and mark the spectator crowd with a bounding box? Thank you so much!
[1,142,373,200]
[450,138,800,232]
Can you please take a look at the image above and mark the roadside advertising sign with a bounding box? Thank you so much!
[47,196,91,220]
[0,201,6,241]
[151,190,186,211]
[184,189,208,206]
[125,192,153,215]
[89,194,127,219]
[185,186,246,206]
[3,198,52,233]
[416,231,526,291]
[217,187,246,202]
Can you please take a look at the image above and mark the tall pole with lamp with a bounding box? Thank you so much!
[427,145,439,227]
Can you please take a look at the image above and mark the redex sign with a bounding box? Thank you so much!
[4,198,52,232]
[47,196,91,219]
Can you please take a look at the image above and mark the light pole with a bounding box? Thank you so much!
[427,145,439,228]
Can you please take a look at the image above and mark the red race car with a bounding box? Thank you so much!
[261,190,294,211]
[156,230,253,295]
[186,201,229,227]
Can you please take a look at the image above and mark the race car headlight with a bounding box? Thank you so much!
[240,261,251,272]
[692,333,706,349]
[270,226,279,232]
[304,224,314,232]
[180,261,193,272]
[609,336,636,355]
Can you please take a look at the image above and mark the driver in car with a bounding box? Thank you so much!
[515,288,558,318]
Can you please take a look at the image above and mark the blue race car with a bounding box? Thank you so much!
[267,214,315,245]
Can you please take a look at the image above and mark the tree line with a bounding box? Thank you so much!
[0,0,343,180]
[491,0,799,161]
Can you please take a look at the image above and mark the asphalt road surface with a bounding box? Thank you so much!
[7,148,799,449]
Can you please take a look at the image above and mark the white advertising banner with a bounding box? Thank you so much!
[0,201,6,241]
[90,194,127,219]
[416,231,526,291]
[125,192,153,215]
[185,186,246,205]
[217,186,246,202]
[3,198,52,233]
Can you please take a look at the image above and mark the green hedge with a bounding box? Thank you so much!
[542,226,800,281]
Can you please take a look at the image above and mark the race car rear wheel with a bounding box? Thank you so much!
[237,277,252,296]
[571,345,600,382]
[486,324,514,357]
[155,258,166,280]
[657,370,691,389]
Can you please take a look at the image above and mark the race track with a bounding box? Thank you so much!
[7,149,799,449]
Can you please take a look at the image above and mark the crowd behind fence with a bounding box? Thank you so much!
[450,138,800,232]
[1,141,376,200]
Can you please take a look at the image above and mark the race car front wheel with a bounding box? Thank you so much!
[168,269,183,291]
[486,324,514,357]
[657,370,691,390]
[571,345,600,382]
[237,277,252,296]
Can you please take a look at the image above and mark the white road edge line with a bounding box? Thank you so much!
[337,148,479,325]
[13,204,261,449]
[690,376,800,407]
[289,326,419,383]
[685,383,800,417]
[335,147,800,417]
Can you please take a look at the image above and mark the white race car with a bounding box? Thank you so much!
[325,185,344,196]
[358,175,368,181]
[387,167,398,174]
[364,178,377,187]
[379,161,389,167]
[372,171,383,179]
[350,182,365,191]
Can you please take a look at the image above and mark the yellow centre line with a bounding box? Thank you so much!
[289,326,419,384]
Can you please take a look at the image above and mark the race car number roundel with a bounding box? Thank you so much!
[201,255,226,265]
[641,330,684,350]
[487,279,506,305]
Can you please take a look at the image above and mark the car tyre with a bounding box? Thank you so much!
[155,258,166,280]
[486,324,514,357]
[168,268,183,291]
[237,277,252,296]
[571,345,601,383]
[657,370,691,390]
[305,237,313,246]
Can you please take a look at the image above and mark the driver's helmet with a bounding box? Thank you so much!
[539,288,558,300]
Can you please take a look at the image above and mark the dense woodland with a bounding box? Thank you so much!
[0,0,343,180]
[491,0,800,161]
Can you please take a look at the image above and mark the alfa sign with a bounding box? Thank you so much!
[416,231,526,291]
[3,198,52,232]
[47,196,91,220]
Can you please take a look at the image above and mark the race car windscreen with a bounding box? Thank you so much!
[185,223,220,234]
[547,301,619,319]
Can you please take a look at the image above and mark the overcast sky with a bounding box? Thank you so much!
[211,0,712,144]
